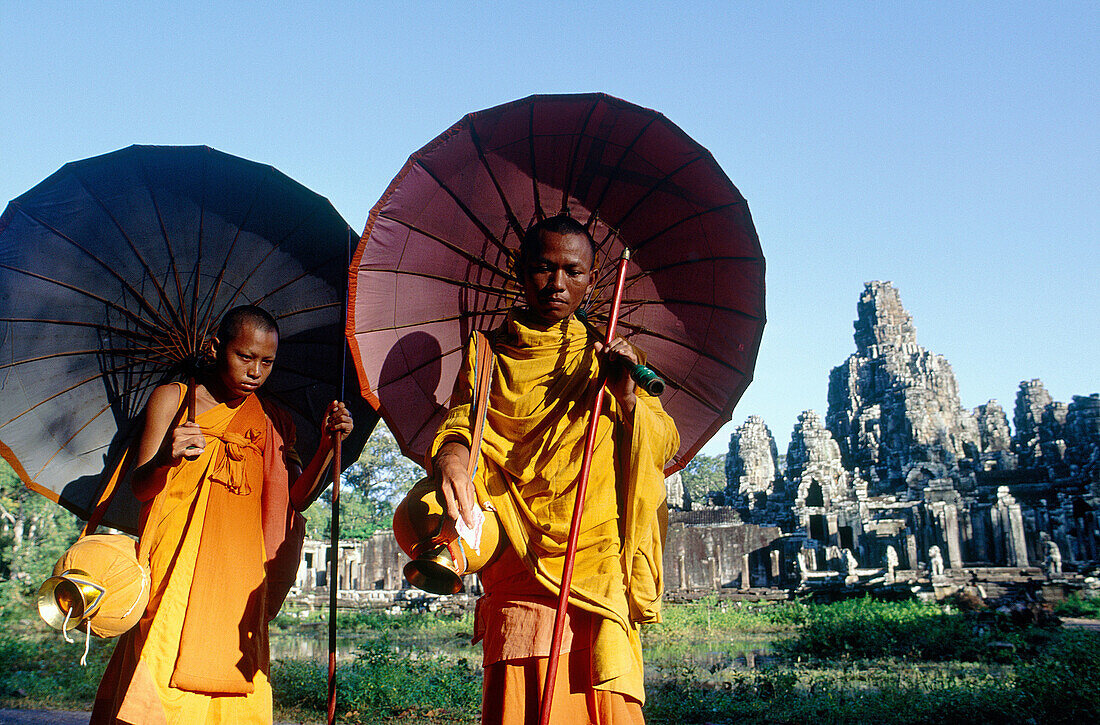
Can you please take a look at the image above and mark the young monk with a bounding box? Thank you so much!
[91,305,353,724]
[431,215,679,724]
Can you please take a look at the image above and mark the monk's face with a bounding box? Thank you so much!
[521,230,596,325]
[212,323,279,399]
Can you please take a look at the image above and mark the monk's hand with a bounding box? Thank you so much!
[323,401,354,442]
[435,441,478,530]
[169,422,206,462]
[594,336,639,413]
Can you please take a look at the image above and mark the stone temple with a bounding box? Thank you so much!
[286,281,1099,605]
[695,280,1100,592]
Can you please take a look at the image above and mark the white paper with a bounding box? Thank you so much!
[456,505,486,555]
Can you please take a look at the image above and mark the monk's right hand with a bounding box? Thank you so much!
[434,441,477,530]
[168,422,206,462]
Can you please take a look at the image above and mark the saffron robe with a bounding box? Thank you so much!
[91,385,301,725]
[431,311,679,706]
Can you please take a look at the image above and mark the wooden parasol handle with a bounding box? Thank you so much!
[538,250,632,725]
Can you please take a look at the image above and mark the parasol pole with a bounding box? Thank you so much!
[186,376,198,423]
[538,249,632,725]
[327,232,351,725]
[327,426,342,725]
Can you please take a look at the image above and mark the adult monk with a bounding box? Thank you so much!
[91,305,353,725]
[431,215,679,724]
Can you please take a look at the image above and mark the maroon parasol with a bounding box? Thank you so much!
[348,93,765,472]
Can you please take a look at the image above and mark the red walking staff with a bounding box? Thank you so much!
[539,248,641,724]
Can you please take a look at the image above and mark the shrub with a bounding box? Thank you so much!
[643,667,1023,724]
[1015,629,1100,723]
[272,637,480,724]
[781,597,987,661]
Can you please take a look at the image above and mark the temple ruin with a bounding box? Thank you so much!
[288,281,1099,606]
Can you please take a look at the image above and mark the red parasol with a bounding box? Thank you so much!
[348,93,765,472]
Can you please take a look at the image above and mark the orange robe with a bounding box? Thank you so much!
[91,385,300,725]
[431,312,679,723]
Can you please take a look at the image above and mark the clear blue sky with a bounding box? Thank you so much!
[2,1,1096,457]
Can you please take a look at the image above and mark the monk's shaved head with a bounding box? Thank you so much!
[216,305,279,348]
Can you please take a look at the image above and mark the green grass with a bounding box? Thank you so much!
[1054,592,1100,619]
[652,596,807,634]
[3,595,1100,723]
[0,630,113,708]
[272,605,473,634]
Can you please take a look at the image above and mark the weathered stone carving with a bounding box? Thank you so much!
[1042,536,1063,577]
[826,281,980,492]
[664,471,689,511]
[928,545,945,576]
[885,545,899,583]
[1013,379,1053,469]
[725,415,780,510]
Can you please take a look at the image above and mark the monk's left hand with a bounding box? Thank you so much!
[323,401,354,442]
[594,336,638,413]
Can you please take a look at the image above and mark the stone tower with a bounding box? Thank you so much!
[1013,379,1054,469]
[725,415,780,510]
[1065,394,1100,481]
[787,410,857,508]
[826,281,980,491]
[974,400,1013,454]
[974,399,1017,472]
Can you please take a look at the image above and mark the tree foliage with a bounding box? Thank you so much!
[304,424,425,541]
[678,453,728,507]
[0,461,81,615]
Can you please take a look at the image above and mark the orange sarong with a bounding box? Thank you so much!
[477,549,645,725]
[91,385,299,725]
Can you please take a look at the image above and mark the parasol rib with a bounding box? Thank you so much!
[269,301,345,320]
[126,161,193,337]
[618,295,763,321]
[526,102,543,220]
[191,152,207,358]
[68,162,189,334]
[636,363,726,417]
[0,345,192,372]
[409,163,511,262]
[598,155,712,242]
[0,263,172,338]
[467,120,526,246]
[33,399,118,478]
[246,254,345,313]
[631,200,754,255]
[560,98,603,214]
[196,163,272,348]
[3,209,179,336]
[1,360,166,429]
[200,170,337,342]
[585,113,661,230]
[624,254,764,278]
[377,214,516,281]
[607,315,750,375]
[0,317,162,344]
[367,268,518,300]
